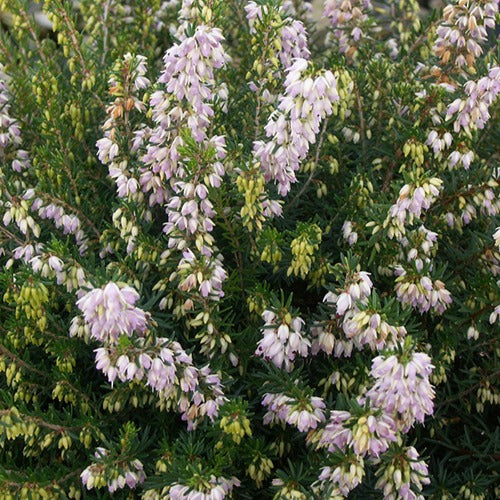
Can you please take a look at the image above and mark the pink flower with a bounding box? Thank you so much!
[76,282,148,343]
[365,350,435,432]
[254,59,338,196]
[256,310,309,371]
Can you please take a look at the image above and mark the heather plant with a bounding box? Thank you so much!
[0,0,498,498]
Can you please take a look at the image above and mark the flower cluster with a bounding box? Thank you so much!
[75,282,148,343]
[253,58,339,195]
[314,455,365,498]
[80,448,145,493]
[433,0,498,69]
[176,247,227,302]
[324,0,373,55]
[394,267,452,314]
[311,270,377,357]
[7,238,87,294]
[426,130,453,156]
[141,19,232,357]
[308,345,434,496]
[448,147,474,169]
[400,225,438,272]
[333,270,373,316]
[374,446,430,500]
[364,351,435,432]
[342,309,407,351]
[0,64,30,172]
[2,194,40,238]
[387,178,443,238]
[256,309,310,371]
[140,23,229,205]
[31,197,89,254]
[262,392,326,433]
[97,53,150,202]
[446,66,500,133]
[245,1,310,68]
[168,475,240,499]
[315,408,398,458]
[93,337,225,429]
[163,136,226,252]
[145,25,229,154]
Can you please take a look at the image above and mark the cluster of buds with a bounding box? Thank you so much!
[93,338,225,429]
[0,64,30,172]
[245,1,310,69]
[219,412,252,444]
[97,53,150,203]
[168,475,240,499]
[475,378,499,412]
[403,139,429,167]
[446,66,500,134]
[80,448,145,493]
[262,392,326,433]
[323,0,373,56]
[5,278,49,332]
[374,446,430,500]
[176,0,217,33]
[363,350,435,432]
[394,267,452,314]
[257,227,283,266]
[433,0,498,69]
[256,309,309,371]
[287,223,322,279]
[236,166,277,232]
[247,454,274,488]
[313,454,365,498]
[253,58,339,196]
[458,483,488,500]
[110,205,141,255]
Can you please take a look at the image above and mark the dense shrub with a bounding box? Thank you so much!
[0,0,498,498]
